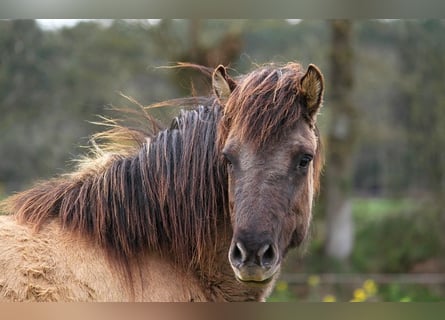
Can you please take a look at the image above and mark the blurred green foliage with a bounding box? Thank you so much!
[379,283,443,302]
[351,198,442,273]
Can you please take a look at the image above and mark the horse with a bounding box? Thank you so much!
[0,62,324,301]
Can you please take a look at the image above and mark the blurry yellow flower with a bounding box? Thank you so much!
[363,279,378,296]
[275,280,288,292]
[352,288,367,302]
[307,275,320,287]
[322,294,336,302]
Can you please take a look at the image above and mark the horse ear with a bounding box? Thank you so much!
[300,64,324,120]
[212,65,236,104]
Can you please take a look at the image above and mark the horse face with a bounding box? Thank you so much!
[213,63,324,285]
[222,122,317,284]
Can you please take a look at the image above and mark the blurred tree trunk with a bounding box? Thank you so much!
[153,19,243,96]
[324,20,357,260]
[188,19,201,63]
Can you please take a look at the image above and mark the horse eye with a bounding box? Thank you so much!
[222,151,234,167]
[298,154,313,169]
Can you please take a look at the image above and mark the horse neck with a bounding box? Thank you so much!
[86,105,230,268]
[4,104,231,283]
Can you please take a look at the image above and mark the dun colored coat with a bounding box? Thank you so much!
[0,62,324,301]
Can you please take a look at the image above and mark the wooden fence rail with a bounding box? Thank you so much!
[280,273,445,285]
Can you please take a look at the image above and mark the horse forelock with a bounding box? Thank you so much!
[220,63,307,150]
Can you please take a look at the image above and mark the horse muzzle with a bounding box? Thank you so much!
[228,240,280,284]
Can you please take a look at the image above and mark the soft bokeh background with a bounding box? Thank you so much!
[0,19,444,301]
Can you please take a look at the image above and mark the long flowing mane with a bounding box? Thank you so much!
[1,97,230,276]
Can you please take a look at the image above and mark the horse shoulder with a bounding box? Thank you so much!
[0,215,124,301]
[0,215,210,301]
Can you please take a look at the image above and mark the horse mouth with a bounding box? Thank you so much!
[235,275,274,287]
[230,257,281,287]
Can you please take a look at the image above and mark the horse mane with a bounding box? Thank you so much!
[1,96,229,278]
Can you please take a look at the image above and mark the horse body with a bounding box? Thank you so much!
[0,62,324,301]
[0,215,203,301]
[0,214,271,301]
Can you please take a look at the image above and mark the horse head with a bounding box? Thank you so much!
[213,63,324,285]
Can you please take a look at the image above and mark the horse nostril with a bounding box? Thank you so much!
[230,240,278,270]
[230,242,247,266]
[258,243,276,267]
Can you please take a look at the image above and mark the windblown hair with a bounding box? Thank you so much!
[219,63,307,149]
[2,102,229,279]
